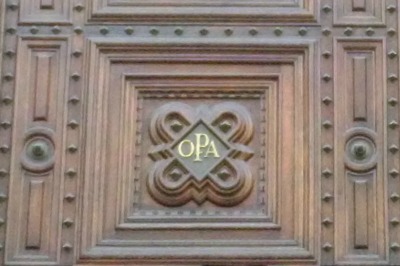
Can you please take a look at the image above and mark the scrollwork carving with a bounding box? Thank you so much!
[147,102,255,207]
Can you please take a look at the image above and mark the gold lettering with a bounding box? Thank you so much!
[205,140,220,158]
[178,139,195,157]
[194,133,209,161]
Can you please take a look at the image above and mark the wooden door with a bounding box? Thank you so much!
[0,1,398,265]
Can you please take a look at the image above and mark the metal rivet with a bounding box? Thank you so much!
[388,50,398,59]
[217,169,230,180]
[170,121,183,132]
[175,28,184,36]
[388,28,396,36]
[249,28,258,36]
[224,28,233,36]
[389,120,399,129]
[344,27,353,36]
[322,96,333,105]
[322,144,333,153]
[74,4,84,11]
[0,169,8,177]
[99,27,109,35]
[391,192,400,201]
[30,26,39,34]
[274,27,283,36]
[322,193,333,202]
[322,218,333,226]
[322,74,331,82]
[72,50,82,57]
[67,145,78,153]
[5,50,15,57]
[169,169,182,181]
[391,218,400,226]
[62,242,73,251]
[0,243,3,250]
[366,27,374,36]
[74,26,83,34]
[63,218,74,227]
[387,5,396,13]
[67,120,79,129]
[390,145,399,153]
[6,27,16,34]
[199,28,209,36]
[322,243,333,251]
[390,169,400,178]
[389,97,398,106]
[0,193,7,203]
[322,28,331,36]
[0,121,11,129]
[150,28,159,36]
[65,168,77,177]
[68,96,80,104]
[391,243,400,251]
[7,2,19,10]
[125,27,134,35]
[322,120,333,129]
[0,218,4,226]
[71,73,80,81]
[322,168,333,178]
[322,51,331,58]
[64,193,76,202]
[298,27,308,36]
[52,26,61,34]
[389,74,398,82]
[0,145,10,153]
[322,5,332,13]
[219,121,232,132]
[4,73,14,81]
[1,96,12,105]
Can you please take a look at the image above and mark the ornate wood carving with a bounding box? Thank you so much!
[148,102,254,207]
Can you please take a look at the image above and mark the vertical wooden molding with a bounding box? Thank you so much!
[26,180,44,249]
[352,0,366,11]
[353,179,369,249]
[33,54,52,121]
[353,57,368,121]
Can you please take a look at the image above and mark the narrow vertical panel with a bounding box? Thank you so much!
[40,0,54,9]
[33,54,52,121]
[353,180,368,249]
[5,38,68,265]
[335,40,386,264]
[26,180,44,249]
[353,57,367,121]
[352,0,366,11]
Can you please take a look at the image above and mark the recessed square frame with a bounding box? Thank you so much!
[79,39,318,264]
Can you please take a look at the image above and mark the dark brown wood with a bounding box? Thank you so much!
[0,0,399,265]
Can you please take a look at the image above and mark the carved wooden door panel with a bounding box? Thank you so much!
[0,1,399,265]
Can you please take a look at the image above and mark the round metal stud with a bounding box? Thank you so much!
[274,27,283,36]
[322,193,333,202]
[390,169,399,178]
[322,96,333,105]
[74,4,84,12]
[65,168,77,177]
[1,96,12,105]
[389,120,399,129]
[64,193,76,202]
[0,145,10,153]
[67,145,78,153]
[388,28,396,36]
[150,28,159,36]
[5,50,15,57]
[99,27,109,35]
[298,27,307,36]
[249,28,258,36]
[4,73,14,81]
[322,168,333,178]
[71,73,80,81]
[0,121,11,129]
[322,51,331,58]
[6,27,16,34]
[322,28,331,36]
[322,243,333,251]
[322,74,331,82]
[344,27,353,36]
[52,26,61,34]
[365,27,374,36]
[389,74,398,82]
[7,2,18,10]
[125,27,134,35]
[322,5,332,13]
[175,28,184,36]
[67,120,79,129]
[389,97,398,106]
[30,26,39,34]
[199,28,209,36]
[388,50,398,59]
[224,28,233,36]
[68,96,80,104]
[74,26,83,34]
[387,5,396,13]
[72,50,82,58]
[26,140,51,161]
[0,169,8,177]
[62,242,73,251]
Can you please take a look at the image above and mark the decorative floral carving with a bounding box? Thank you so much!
[148,102,255,207]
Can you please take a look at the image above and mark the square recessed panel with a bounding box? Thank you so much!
[80,42,316,263]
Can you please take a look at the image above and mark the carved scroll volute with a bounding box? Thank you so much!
[147,102,255,207]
